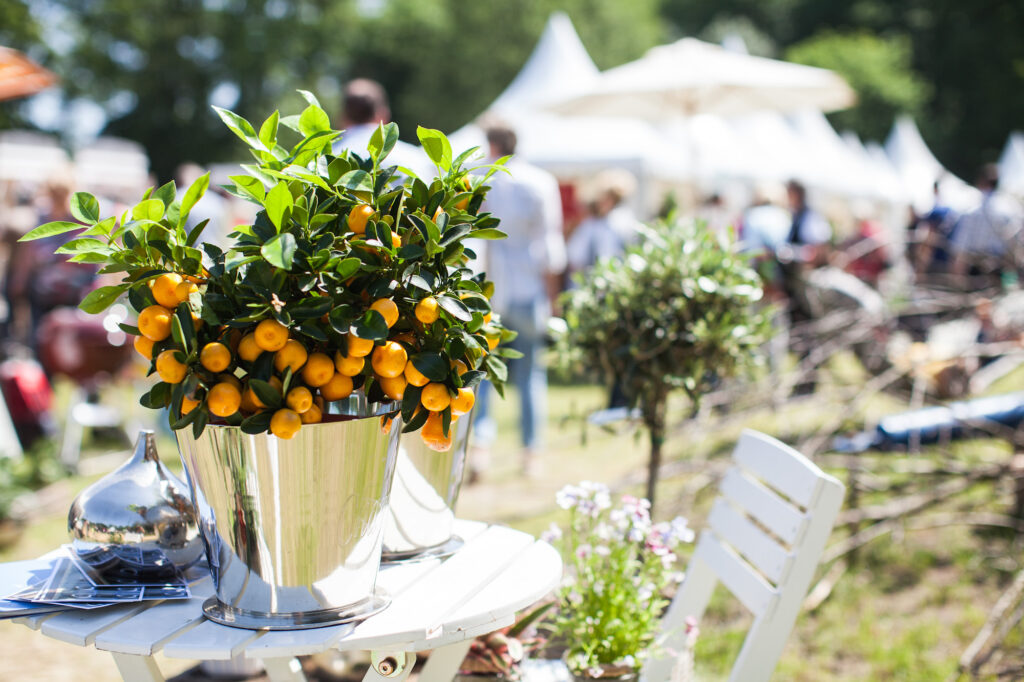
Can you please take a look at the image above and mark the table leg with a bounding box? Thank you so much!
[262,656,309,682]
[418,640,473,682]
[111,652,165,682]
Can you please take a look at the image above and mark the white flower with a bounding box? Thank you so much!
[541,522,563,544]
[669,516,696,544]
[556,484,583,510]
[618,655,636,669]
[595,544,611,557]
[576,543,592,559]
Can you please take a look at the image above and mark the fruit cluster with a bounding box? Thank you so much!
[21,93,516,450]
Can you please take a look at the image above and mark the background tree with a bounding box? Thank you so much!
[557,221,769,508]
[786,32,930,143]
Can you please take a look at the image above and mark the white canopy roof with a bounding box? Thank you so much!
[998,132,1024,197]
[0,130,69,184]
[885,116,979,213]
[545,37,855,120]
[448,13,687,181]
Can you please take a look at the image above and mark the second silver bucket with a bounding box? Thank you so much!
[381,411,473,561]
[176,403,400,630]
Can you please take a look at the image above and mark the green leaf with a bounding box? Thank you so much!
[337,170,374,193]
[18,220,82,242]
[336,257,361,279]
[437,295,473,322]
[152,180,176,209]
[411,352,448,382]
[484,353,508,383]
[297,89,322,108]
[351,310,389,342]
[132,199,165,222]
[417,126,453,170]
[229,174,266,203]
[179,172,210,225]
[55,238,111,256]
[298,103,331,137]
[259,110,280,148]
[265,181,293,231]
[249,379,282,409]
[141,382,171,409]
[70,192,101,224]
[261,233,297,270]
[213,106,266,150]
[470,228,508,240]
[367,122,399,162]
[79,284,127,313]
[240,410,273,434]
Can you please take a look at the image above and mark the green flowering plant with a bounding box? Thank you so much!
[543,481,695,678]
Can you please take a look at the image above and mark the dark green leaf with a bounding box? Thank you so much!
[437,295,473,322]
[367,122,399,162]
[140,382,171,409]
[350,310,389,342]
[240,410,274,434]
[411,352,448,381]
[249,379,282,409]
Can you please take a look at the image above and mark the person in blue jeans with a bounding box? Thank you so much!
[471,120,565,479]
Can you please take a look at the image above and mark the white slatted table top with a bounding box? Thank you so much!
[10,520,562,661]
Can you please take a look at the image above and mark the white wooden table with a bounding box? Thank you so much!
[10,520,562,682]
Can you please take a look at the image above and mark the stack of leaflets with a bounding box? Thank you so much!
[0,545,192,619]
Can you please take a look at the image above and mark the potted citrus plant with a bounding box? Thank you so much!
[19,91,513,628]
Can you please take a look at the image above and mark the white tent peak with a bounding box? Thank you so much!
[488,12,598,116]
[885,115,979,212]
[998,132,1024,197]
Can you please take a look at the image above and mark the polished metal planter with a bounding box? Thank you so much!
[381,410,473,562]
[176,401,400,630]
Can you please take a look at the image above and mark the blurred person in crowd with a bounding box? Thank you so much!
[176,163,230,250]
[909,180,959,278]
[779,179,832,395]
[4,171,97,346]
[838,201,890,288]
[472,120,565,479]
[565,169,640,280]
[334,78,432,178]
[697,192,733,237]
[738,182,791,297]
[951,164,1024,287]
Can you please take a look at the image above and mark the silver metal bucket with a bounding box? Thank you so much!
[176,400,400,630]
[380,410,473,562]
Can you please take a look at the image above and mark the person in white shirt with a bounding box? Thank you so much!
[332,79,433,179]
[566,169,641,281]
[472,121,565,478]
[951,164,1024,286]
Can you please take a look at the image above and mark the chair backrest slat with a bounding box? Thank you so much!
[732,430,822,507]
[707,498,792,585]
[692,531,775,617]
[643,430,845,682]
[719,467,806,546]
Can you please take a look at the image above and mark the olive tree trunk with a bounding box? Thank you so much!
[642,388,669,509]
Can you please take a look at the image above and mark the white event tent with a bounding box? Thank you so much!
[884,116,979,213]
[447,12,686,187]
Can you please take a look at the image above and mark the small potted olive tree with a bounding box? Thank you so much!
[557,220,770,507]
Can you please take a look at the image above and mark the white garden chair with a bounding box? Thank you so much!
[642,429,845,682]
